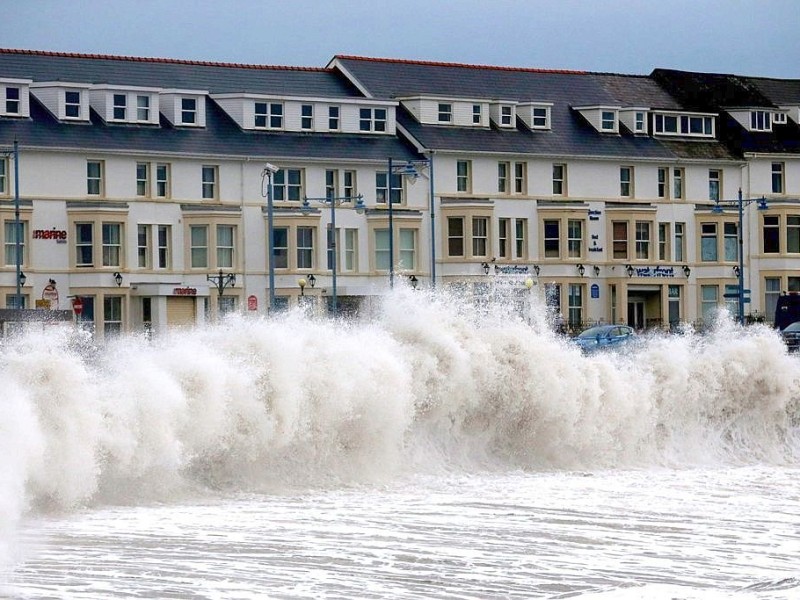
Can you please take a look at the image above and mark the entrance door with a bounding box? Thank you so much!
[627,298,645,329]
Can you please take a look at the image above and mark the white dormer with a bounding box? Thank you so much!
[0,78,32,118]
[518,102,553,130]
[30,82,92,122]
[490,101,517,129]
[160,89,208,127]
[89,85,161,125]
[398,96,491,127]
[728,107,791,132]
[212,93,397,134]
[574,105,620,133]
[778,106,798,124]
[619,108,649,135]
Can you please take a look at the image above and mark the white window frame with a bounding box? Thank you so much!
[301,104,314,130]
[359,107,387,132]
[255,101,284,129]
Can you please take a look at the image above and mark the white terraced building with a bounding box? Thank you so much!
[0,49,798,339]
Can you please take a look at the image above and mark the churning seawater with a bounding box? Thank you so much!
[1,286,799,599]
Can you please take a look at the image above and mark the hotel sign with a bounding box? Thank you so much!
[33,228,67,243]
[630,266,676,278]
[172,287,197,296]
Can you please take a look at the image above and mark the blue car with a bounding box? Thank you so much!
[573,324,636,353]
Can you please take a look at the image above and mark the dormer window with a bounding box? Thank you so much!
[635,112,645,132]
[601,110,617,131]
[359,107,387,132]
[65,91,82,119]
[500,105,513,126]
[773,112,787,124]
[113,94,127,120]
[301,104,313,130]
[472,104,482,125]
[137,95,150,121]
[181,98,197,125]
[159,90,207,127]
[519,102,552,130]
[255,102,283,129]
[5,87,19,115]
[532,107,548,128]
[750,110,771,131]
[438,103,452,123]
[653,112,714,138]
[574,105,620,133]
[0,78,31,118]
[88,86,161,125]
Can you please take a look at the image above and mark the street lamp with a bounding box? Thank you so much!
[409,274,419,289]
[386,157,433,288]
[712,188,768,325]
[298,277,307,296]
[2,140,22,307]
[261,162,280,312]
[301,194,365,314]
[113,271,123,287]
[207,269,236,297]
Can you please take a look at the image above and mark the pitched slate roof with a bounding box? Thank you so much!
[653,68,800,155]
[0,48,360,97]
[0,49,417,162]
[333,56,736,161]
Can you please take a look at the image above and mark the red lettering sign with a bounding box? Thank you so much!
[172,287,197,296]
[72,297,84,316]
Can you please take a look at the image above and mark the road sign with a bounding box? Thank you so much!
[247,294,258,311]
[72,297,84,316]
[723,293,739,299]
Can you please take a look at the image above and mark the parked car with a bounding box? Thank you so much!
[780,321,800,352]
[573,324,637,353]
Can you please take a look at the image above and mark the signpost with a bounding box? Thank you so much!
[71,297,84,317]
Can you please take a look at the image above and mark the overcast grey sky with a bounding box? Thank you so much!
[3,0,798,77]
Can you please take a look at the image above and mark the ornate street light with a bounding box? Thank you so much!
[712,188,768,324]
[207,269,236,297]
[301,194,365,314]
[385,158,434,288]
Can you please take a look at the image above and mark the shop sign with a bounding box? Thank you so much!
[33,228,68,243]
[494,264,531,274]
[631,266,676,278]
[173,287,197,296]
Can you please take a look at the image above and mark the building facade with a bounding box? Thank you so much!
[0,49,798,339]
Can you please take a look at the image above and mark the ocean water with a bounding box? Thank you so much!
[1,286,799,599]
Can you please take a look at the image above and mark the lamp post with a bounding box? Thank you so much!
[2,140,22,307]
[712,188,768,324]
[386,158,433,288]
[13,140,21,306]
[261,163,280,312]
[301,194,365,314]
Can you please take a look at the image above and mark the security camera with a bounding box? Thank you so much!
[262,163,279,175]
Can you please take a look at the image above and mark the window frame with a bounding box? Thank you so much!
[202,165,218,200]
[86,160,104,196]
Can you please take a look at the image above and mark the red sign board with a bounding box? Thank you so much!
[72,297,84,316]
[247,295,258,311]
